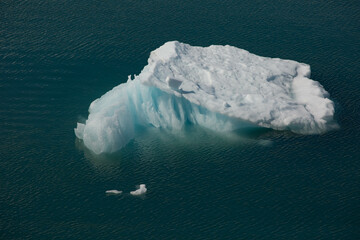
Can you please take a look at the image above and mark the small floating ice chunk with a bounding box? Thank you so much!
[105,190,123,195]
[166,76,183,90]
[130,184,147,196]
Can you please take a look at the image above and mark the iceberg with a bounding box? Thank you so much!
[75,41,336,154]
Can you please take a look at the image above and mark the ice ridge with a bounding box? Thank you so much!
[75,41,336,154]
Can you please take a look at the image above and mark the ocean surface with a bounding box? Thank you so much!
[1,0,359,239]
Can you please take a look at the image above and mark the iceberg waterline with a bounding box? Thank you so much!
[75,41,336,154]
[75,77,250,154]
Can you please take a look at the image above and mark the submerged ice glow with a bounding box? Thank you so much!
[75,41,336,154]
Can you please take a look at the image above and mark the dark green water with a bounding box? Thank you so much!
[1,0,359,239]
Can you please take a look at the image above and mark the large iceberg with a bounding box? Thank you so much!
[75,41,336,154]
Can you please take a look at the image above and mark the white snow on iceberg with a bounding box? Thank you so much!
[75,41,336,154]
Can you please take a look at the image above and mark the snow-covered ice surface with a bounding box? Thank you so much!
[75,41,336,154]
[130,184,147,196]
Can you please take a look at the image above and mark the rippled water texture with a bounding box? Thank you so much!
[1,0,359,239]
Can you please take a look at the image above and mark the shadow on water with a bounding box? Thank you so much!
[232,125,273,138]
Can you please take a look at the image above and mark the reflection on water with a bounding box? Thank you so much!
[76,124,274,169]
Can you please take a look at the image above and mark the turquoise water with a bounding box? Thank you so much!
[1,0,359,239]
